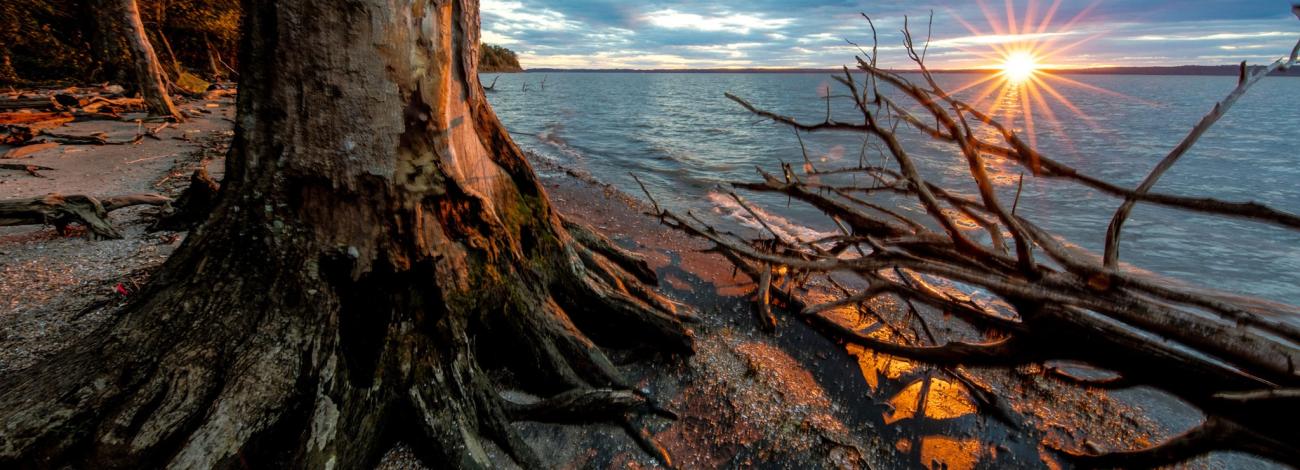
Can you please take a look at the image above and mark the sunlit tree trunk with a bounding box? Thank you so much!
[93,0,182,120]
[0,0,692,467]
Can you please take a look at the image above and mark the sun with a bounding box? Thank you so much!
[1001,51,1038,83]
[939,0,1142,152]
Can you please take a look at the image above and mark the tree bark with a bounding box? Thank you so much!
[0,0,692,468]
[92,0,182,120]
[204,35,224,82]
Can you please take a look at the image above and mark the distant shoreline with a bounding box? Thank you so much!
[495,64,1298,78]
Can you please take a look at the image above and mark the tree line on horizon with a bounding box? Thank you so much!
[479,43,523,73]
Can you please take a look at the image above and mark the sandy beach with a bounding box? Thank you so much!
[0,96,1211,469]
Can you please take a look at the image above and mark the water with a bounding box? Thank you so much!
[484,71,1300,305]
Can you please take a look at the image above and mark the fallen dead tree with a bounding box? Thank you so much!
[0,192,170,239]
[643,13,1300,468]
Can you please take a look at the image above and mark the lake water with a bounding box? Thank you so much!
[484,71,1300,305]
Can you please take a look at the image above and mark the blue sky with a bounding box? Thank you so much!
[480,1,1300,69]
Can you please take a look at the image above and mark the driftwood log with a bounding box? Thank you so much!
[0,192,170,239]
[0,112,76,145]
[0,97,58,111]
[644,12,1300,469]
[0,163,54,177]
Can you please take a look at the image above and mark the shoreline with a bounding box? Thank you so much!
[500,64,1300,77]
[0,96,1236,468]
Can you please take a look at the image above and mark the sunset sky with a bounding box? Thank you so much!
[480,0,1300,69]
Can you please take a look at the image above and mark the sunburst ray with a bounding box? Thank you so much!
[939,0,1137,164]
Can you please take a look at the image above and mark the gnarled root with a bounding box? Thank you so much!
[0,224,694,469]
[562,216,658,285]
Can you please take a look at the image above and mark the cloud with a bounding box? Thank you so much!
[1127,32,1293,41]
[928,31,1077,48]
[482,1,579,32]
[641,9,792,34]
[479,0,1300,69]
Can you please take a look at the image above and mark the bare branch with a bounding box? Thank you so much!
[1103,32,1300,266]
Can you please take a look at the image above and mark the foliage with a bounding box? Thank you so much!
[480,43,522,72]
[141,0,241,78]
[0,0,240,85]
[0,1,518,84]
[0,0,96,83]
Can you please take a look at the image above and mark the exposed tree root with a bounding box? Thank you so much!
[0,216,693,469]
[562,216,658,285]
[3,0,697,468]
[150,167,219,231]
[503,388,650,423]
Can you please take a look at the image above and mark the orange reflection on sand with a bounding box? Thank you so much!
[883,378,978,424]
[846,342,916,391]
[896,437,913,454]
[920,436,982,470]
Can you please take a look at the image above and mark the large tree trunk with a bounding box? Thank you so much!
[93,0,182,120]
[0,0,693,468]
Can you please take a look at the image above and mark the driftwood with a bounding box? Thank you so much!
[0,163,54,177]
[644,12,1300,469]
[81,96,144,114]
[0,192,170,239]
[0,97,58,111]
[3,142,60,159]
[34,129,146,145]
[0,112,77,145]
[0,95,156,145]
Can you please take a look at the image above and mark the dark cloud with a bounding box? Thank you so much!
[480,0,1300,68]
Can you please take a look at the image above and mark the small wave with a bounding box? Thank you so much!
[536,123,584,161]
[706,191,837,243]
[520,147,561,165]
[537,122,565,145]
